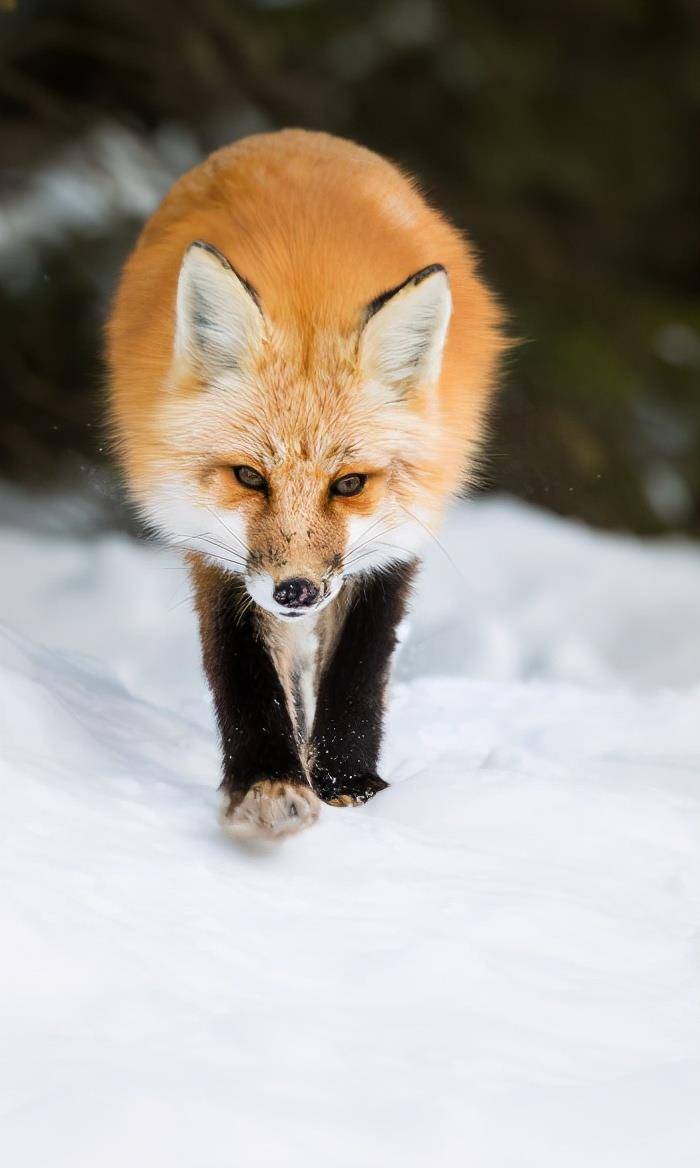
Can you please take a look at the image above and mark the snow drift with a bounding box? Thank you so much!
[1,494,699,1166]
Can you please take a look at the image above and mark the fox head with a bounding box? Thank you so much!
[144,241,454,620]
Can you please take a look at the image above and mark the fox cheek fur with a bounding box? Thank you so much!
[106,129,505,840]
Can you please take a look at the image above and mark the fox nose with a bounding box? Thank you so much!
[273,577,320,609]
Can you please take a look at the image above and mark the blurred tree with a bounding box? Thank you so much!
[0,0,698,533]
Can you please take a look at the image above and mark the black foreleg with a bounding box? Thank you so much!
[311,561,416,805]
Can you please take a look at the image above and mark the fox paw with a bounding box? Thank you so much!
[219,780,320,841]
[315,772,388,807]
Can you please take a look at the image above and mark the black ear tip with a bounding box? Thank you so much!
[186,240,234,271]
[364,262,449,322]
[410,263,448,287]
[184,242,262,311]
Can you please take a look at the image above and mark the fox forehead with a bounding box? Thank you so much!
[159,356,423,475]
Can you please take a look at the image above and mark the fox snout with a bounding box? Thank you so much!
[273,577,320,609]
[246,564,342,620]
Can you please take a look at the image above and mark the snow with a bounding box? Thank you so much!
[1,493,699,1166]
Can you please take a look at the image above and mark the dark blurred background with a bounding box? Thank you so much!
[1,0,699,534]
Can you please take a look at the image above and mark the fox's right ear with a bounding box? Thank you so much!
[174,241,264,375]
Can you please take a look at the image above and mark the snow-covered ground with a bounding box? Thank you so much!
[1,493,699,1167]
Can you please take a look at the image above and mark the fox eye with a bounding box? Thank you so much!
[234,465,267,491]
[331,473,367,498]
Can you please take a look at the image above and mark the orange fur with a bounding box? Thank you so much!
[106,129,505,590]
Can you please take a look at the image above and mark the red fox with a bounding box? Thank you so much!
[107,129,505,840]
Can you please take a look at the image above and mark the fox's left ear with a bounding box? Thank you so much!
[359,265,452,395]
[174,241,264,375]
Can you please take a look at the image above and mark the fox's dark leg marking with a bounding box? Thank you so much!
[311,560,417,806]
[193,562,306,802]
